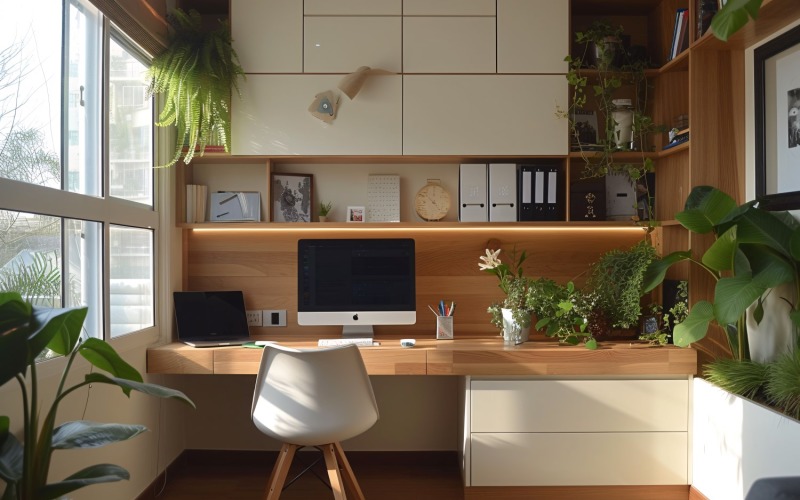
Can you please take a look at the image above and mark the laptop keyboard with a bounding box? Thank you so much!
[317,338,376,347]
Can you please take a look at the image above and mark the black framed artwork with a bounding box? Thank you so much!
[754,23,800,210]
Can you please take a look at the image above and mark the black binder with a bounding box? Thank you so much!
[518,164,563,221]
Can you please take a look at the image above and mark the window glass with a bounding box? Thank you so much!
[0,210,61,307]
[108,36,153,205]
[0,2,62,188]
[109,225,153,337]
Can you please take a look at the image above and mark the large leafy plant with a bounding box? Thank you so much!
[643,186,800,360]
[0,292,195,499]
[146,8,245,167]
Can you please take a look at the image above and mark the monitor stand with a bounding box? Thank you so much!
[342,325,374,338]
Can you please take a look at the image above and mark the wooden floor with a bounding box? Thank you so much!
[150,450,464,500]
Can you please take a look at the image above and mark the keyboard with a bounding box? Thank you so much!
[317,338,377,347]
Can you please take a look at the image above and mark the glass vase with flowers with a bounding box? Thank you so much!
[479,247,532,344]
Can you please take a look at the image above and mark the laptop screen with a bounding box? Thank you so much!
[173,291,250,341]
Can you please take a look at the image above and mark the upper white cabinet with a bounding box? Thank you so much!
[403,0,495,16]
[232,75,402,156]
[304,17,402,73]
[403,18,495,73]
[403,75,567,156]
[304,0,401,15]
[497,0,568,73]
[231,0,302,73]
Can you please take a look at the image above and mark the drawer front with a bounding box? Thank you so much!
[304,17,401,73]
[403,0,495,16]
[471,432,688,486]
[403,17,495,73]
[304,0,401,15]
[471,379,689,432]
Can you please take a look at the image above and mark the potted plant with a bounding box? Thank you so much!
[0,292,195,499]
[318,200,333,222]
[526,277,596,348]
[584,239,659,338]
[146,8,245,167]
[479,247,532,343]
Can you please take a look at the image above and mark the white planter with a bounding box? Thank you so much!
[746,282,797,363]
[501,308,530,345]
[692,378,800,500]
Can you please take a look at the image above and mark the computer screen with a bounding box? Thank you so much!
[297,238,416,337]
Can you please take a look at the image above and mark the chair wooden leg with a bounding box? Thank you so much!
[334,441,366,500]
[265,443,297,500]
[322,443,346,500]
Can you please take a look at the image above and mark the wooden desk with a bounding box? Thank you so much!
[147,338,697,376]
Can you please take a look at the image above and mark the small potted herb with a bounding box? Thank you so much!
[318,201,333,222]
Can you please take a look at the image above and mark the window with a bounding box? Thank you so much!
[0,0,159,345]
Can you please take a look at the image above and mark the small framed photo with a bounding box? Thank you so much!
[346,206,365,223]
[271,173,313,222]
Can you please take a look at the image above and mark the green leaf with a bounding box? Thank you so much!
[36,464,130,500]
[790,309,800,329]
[84,373,196,408]
[29,306,88,358]
[51,421,146,449]
[0,292,29,333]
[711,0,763,42]
[676,186,737,234]
[790,227,800,261]
[585,338,598,350]
[0,419,23,483]
[642,251,692,293]
[79,338,142,387]
[753,296,764,325]
[714,275,766,326]
[702,226,737,273]
[735,208,795,257]
[0,325,28,387]
[673,301,715,347]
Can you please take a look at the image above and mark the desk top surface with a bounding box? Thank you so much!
[147,337,698,377]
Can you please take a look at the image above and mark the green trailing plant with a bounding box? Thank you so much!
[0,292,195,499]
[146,8,245,167]
[586,239,658,330]
[639,280,689,345]
[643,186,800,360]
[558,21,664,225]
[526,278,596,349]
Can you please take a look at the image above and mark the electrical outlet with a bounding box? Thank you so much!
[246,310,262,327]
[262,310,287,327]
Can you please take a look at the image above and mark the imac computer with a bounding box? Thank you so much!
[297,238,416,337]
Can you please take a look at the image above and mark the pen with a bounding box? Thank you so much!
[219,194,237,205]
[439,300,445,316]
[449,302,456,316]
[428,304,440,317]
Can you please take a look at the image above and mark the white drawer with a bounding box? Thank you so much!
[232,0,302,73]
[403,0,495,16]
[471,432,688,486]
[403,17,495,73]
[403,75,567,156]
[304,17,401,73]
[304,0,401,15]
[471,379,689,432]
[232,75,402,155]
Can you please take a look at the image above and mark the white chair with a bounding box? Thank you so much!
[251,344,379,499]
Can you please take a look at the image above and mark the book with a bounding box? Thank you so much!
[571,108,599,148]
[670,9,688,60]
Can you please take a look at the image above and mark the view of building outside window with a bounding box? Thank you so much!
[0,0,156,344]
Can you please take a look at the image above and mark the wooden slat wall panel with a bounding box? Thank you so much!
[182,227,645,339]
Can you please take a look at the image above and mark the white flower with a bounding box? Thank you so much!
[478,248,502,271]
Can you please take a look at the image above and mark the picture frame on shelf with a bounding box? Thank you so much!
[346,206,365,223]
[270,173,313,222]
[755,24,800,210]
[570,108,601,151]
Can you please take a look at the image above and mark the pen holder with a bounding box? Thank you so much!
[436,316,454,340]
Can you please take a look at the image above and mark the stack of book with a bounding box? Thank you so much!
[663,128,690,150]
[186,184,208,223]
[669,8,689,60]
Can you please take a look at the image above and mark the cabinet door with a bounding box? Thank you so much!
[232,75,402,155]
[231,0,302,73]
[497,0,568,74]
[403,17,495,73]
[471,379,689,432]
[304,0,401,15]
[305,17,401,73]
[403,75,567,156]
[403,0,494,15]
[471,432,688,485]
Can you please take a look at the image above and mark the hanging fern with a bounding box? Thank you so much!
[146,8,244,167]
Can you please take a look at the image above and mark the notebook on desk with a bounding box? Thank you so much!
[173,291,251,347]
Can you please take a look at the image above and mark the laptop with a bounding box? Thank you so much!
[174,291,251,347]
